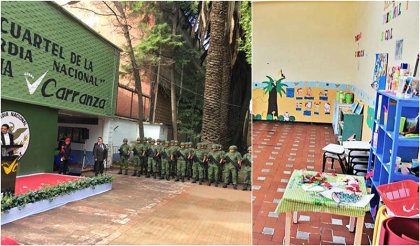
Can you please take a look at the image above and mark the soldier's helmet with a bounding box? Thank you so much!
[164,141,170,146]
[156,139,161,143]
[180,142,185,147]
[150,139,155,143]
[196,143,201,148]
[123,138,128,143]
[170,140,175,145]
[248,146,252,152]
[137,137,141,142]
[174,140,179,145]
[229,145,238,151]
[201,143,207,149]
[212,144,218,150]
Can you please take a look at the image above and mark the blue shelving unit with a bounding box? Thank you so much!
[367,90,419,219]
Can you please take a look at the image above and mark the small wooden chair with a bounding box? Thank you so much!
[322,144,348,173]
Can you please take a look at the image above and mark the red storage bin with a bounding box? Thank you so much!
[377,180,419,217]
[378,217,419,245]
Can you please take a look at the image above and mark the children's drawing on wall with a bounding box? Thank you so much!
[296,102,302,111]
[314,102,321,115]
[303,101,312,116]
[324,102,331,114]
[371,53,388,90]
[304,88,314,100]
[262,70,288,119]
[296,88,303,100]
[283,112,290,121]
[395,39,404,60]
[319,90,328,101]
[286,88,294,98]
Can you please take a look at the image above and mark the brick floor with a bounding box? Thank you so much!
[252,121,374,245]
[2,170,251,245]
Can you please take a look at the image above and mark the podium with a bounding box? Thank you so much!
[1,145,23,194]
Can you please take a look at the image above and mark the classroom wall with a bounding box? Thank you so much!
[350,1,419,140]
[252,1,357,124]
[252,1,357,83]
[253,1,419,140]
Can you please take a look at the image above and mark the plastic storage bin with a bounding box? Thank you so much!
[376,180,419,217]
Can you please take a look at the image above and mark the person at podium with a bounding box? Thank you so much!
[1,124,14,156]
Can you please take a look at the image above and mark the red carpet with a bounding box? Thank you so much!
[14,173,81,196]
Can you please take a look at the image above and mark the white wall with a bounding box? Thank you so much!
[351,1,419,98]
[253,1,358,84]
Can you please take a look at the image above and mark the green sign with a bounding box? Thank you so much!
[1,1,120,116]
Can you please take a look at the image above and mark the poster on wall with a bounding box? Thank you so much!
[395,39,404,60]
[371,53,388,90]
[253,78,338,123]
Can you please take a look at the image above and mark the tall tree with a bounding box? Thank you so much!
[110,2,145,138]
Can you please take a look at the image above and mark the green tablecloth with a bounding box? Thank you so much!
[275,170,370,217]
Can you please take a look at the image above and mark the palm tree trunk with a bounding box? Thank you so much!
[201,1,227,144]
[267,89,278,118]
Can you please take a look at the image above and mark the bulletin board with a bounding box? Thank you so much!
[253,81,342,123]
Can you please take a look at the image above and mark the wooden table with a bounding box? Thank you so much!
[276,170,370,245]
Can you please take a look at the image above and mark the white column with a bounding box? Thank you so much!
[102,117,115,167]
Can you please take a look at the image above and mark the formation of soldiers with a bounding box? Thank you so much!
[118,138,252,190]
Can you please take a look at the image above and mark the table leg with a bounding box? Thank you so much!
[285,212,292,245]
[354,215,365,245]
[293,211,298,223]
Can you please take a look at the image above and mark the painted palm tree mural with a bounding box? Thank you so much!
[262,70,287,119]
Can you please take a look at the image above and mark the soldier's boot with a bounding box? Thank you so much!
[118,168,122,174]
[242,184,248,191]
[124,169,128,175]
[166,174,170,181]
[208,180,212,186]
[160,174,164,180]
[137,171,141,177]
[199,179,203,185]
[132,171,137,176]
[215,181,219,187]
[175,176,180,182]
[223,184,228,188]
[248,185,252,191]
[192,178,196,183]
[233,184,238,190]
[181,176,185,182]
[153,173,157,179]
[146,172,150,178]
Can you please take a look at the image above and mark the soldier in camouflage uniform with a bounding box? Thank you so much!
[175,142,188,182]
[146,139,155,178]
[202,143,209,181]
[192,143,206,185]
[139,138,148,176]
[160,141,171,180]
[131,137,142,176]
[223,145,242,189]
[240,146,252,191]
[185,142,194,180]
[153,139,163,179]
[207,144,223,187]
[217,144,225,183]
[169,140,179,179]
[118,138,131,175]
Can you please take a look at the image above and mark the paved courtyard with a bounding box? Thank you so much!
[1,170,251,245]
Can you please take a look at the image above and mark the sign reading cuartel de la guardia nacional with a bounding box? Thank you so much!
[1,1,120,117]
